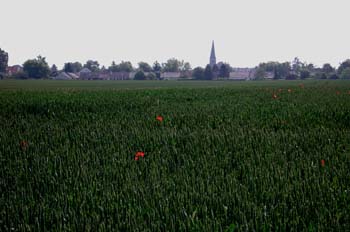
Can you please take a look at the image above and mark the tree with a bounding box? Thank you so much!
[138,62,152,72]
[329,73,339,79]
[292,57,303,76]
[146,72,157,80]
[108,61,120,72]
[274,62,291,79]
[153,61,162,72]
[306,63,315,71]
[322,63,334,74]
[204,65,213,80]
[338,59,350,75]
[181,62,192,72]
[212,64,219,79]
[73,62,82,72]
[254,67,266,80]
[83,60,100,72]
[153,61,162,79]
[162,58,183,72]
[315,71,327,79]
[219,63,230,78]
[64,63,74,73]
[50,64,58,77]
[0,48,8,77]
[118,61,133,72]
[340,67,350,79]
[134,71,146,80]
[300,70,310,79]
[256,62,290,79]
[192,67,205,80]
[23,56,50,79]
[64,62,82,73]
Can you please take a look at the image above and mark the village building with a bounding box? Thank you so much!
[161,72,181,80]
[229,68,256,80]
[7,65,23,75]
[79,69,131,80]
[263,72,274,80]
[53,72,79,80]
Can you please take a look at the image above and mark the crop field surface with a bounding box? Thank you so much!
[0,80,350,231]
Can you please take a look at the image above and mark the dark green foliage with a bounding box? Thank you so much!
[337,59,350,75]
[153,61,162,79]
[300,70,310,79]
[162,58,183,72]
[109,61,134,72]
[0,48,8,74]
[108,61,119,72]
[254,67,266,80]
[315,72,327,79]
[257,62,291,79]
[64,62,82,73]
[50,64,58,77]
[138,62,152,72]
[192,67,205,80]
[118,61,133,72]
[322,63,334,74]
[146,72,157,80]
[83,60,100,72]
[204,64,213,80]
[23,56,50,79]
[212,64,219,79]
[11,71,28,79]
[134,71,146,80]
[340,67,350,79]
[286,73,298,80]
[329,73,339,79]
[0,80,350,231]
[219,63,230,78]
[153,61,162,72]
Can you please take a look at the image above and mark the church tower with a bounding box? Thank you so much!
[209,40,216,67]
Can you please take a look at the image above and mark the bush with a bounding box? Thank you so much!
[315,72,327,79]
[329,73,339,79]
[11,71,29,79]
[340,67,350,79]
[146,72,157,80]
[300,70,310,79]
[286,74,298,80]
[134,71,146,80]
[192,67,205,80]
[0,72,6,79]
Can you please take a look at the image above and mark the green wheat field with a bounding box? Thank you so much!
[1,80,349,231]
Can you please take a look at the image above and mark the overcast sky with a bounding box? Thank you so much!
[1,0,349,69]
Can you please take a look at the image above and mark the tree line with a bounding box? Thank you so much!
[255,57,350,80]
[1,48,350,80]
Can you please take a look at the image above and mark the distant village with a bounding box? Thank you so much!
[1,42,350,80]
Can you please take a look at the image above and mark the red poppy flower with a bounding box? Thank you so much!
[336,91,340,95]
[320,159,325,167]
[299,83,304,88]
[278,88,283,92]
[20,140,29,150]
[272,94,278,99]
[287,89,292,93]
[156,116,163,122]
[134,151,145,160]
[137,152,145,158]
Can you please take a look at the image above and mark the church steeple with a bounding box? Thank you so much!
[210,40,216,67]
